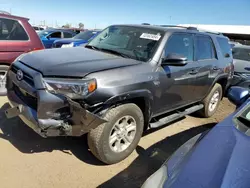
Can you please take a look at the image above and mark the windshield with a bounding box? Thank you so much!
[87,25,164,62]
[38,30,49,37]
[233,47,250,61]
[73,30,98,40]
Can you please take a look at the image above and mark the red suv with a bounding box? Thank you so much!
[0,11,44,95]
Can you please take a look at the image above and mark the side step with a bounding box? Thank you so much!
[150,104,204,128]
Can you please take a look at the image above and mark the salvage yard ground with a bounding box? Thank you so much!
[0,97,235,188]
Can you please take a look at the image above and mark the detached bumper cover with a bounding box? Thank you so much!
[5,62,106,137]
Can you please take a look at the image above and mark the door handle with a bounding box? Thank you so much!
[189,69,198,75]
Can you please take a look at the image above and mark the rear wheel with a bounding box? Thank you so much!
[87,103,144,164]
[198,83,222,118]
[0,65,9,96]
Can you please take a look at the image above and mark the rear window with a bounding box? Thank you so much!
[217,37,231,58]
[195,35,217,60]
[233,47,250,61]
[0,18,29,41]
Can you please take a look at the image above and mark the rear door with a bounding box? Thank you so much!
[192,34,219,101]
[0,17,30,63]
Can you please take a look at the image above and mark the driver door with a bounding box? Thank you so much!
[44,31,62,48]
[155,33,199,114]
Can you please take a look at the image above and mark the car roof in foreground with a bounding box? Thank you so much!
[0,13,29,21]
[110,24,227,38]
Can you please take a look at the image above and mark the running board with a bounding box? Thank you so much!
[150,104,204,128]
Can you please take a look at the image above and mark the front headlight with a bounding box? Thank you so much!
[43,78,97,99]
[61,43,74,48]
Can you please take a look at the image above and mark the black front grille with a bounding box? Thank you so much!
[11,64,34,86]
[13,83,37,110]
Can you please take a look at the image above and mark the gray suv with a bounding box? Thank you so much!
[5,24,234,164]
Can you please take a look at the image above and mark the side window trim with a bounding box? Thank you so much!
[0,17,30,42]
[194,34,218,61]
[164,32,195,62]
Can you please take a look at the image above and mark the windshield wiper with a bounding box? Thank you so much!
[85,44,101,51]
[97,48,132,59]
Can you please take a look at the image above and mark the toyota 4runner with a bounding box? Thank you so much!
[5,24,234,164]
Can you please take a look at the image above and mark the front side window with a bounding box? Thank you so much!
[0,18,28,41]
[165,33,194,61]
[232,47,250,61]
[63,32,73,38]
[195,35,216,60]
[87,25,164,62]
[49,32,62,38]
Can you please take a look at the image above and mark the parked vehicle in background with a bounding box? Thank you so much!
[0,11,44,95]
[38,29,76,48]
[32,26,45,33]
[52,30,101,48]
[231,43,250,89]
[5,24,233,164]
[142,86,250,188]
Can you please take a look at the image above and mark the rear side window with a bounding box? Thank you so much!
[63,32,73,38]
[0,18,29,41]
[233,47,250,61]
[195,35,216,60]
[165,33,194,61]
[217,37,231,58]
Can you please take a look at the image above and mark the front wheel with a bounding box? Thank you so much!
[198,83,222,118]
[87,103,144,164]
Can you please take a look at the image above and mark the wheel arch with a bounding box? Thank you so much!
[101,89,154,131]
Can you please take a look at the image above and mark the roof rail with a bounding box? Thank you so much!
[0,10,11,15]
[159,24,222,35]
[158,25,198,30]
[197,29,222,35]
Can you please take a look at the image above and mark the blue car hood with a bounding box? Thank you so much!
[160,101,250,188]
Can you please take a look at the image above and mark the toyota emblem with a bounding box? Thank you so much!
[16,70,24,81]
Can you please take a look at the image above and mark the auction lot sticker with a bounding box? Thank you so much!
[140,33,161,41]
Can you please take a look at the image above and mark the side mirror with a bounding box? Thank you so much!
[227,86,249,107]
[162,53,187,66]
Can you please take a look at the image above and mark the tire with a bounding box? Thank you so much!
[88,103,144,164]
[0,65,9,96]
[198,83,222,118]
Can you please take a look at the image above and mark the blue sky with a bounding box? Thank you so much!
[1,0,250,29]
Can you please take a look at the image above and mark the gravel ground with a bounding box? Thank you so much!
[0,97,235,188]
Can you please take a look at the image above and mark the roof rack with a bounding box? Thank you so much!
[197,28,222,35]
[0,10,11,15]
[141,23,150,25]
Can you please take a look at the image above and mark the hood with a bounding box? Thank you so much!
[18,47,142,77]
[233,59,250,74]
[54,38,84,45]
[161,104,250,188]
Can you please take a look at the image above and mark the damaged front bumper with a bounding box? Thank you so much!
[5,62,106,138]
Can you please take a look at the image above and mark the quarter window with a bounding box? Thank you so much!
[63,32,73,38]
[195,36,216,60]
[0,18,28,41]
[217,37,231,58]
[165,33,194,61]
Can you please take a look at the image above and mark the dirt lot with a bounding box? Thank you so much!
[0,97,235,188]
